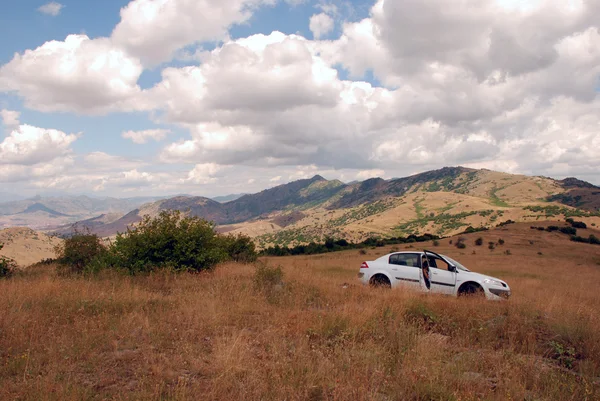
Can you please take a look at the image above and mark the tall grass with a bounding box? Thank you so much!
[1,227,600,400]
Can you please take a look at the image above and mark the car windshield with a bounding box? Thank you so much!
[441,255,471,272]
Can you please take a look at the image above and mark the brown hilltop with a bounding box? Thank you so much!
[0,227,62,267]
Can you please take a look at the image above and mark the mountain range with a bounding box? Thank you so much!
[48,167,600,247]
[0,195,169,230]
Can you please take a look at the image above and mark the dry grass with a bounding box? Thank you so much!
[1,224,600,400]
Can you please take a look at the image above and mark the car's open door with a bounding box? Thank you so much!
[424,250,458,294]
[419,253,431,291]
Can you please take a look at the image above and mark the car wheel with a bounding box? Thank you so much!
[370,275,391,289]
[459,283,484,298]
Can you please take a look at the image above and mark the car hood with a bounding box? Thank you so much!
[462,271,509,287]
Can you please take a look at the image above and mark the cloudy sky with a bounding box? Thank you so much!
[0,0,599,198]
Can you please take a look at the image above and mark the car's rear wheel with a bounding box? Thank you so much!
[458,283,485,298]
[370,275,391,289]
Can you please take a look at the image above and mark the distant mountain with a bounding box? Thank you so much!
[18,203,69,217]
[212,193,248,203]
[57,175,347,235]
[53,167,600,246]
[547,177,600,212]
[0,195,169,230]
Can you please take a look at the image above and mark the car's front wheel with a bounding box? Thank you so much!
[458,283,485,297]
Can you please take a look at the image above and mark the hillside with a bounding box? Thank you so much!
[54,168,600,246]
[1,223,600,399]
[0,227,62,267]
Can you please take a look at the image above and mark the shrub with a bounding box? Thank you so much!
[220,233,258,263]
[498,238,505,245]
[570,236,590,244]
[253,262,284,291]
[334,239,349,247]
[505,250,512,255]
[432,240,440,247]
[55,233,107,274]
[570,221,587,229]
[488,242,496,250]
[0,244,17,278]
[475,237,483,246]
[456,239,467,249]
[358,249,367,255]
[111,210,228,274]
[590,235,600,245]
[559,227,577,236]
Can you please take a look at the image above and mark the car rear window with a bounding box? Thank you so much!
[389,253,420,267]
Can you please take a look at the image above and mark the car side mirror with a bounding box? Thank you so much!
[450,265,457,273]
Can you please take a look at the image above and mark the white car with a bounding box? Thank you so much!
[357,250,511,300]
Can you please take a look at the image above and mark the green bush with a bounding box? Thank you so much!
[559,227,577,236]
[475,237,483,246]
[0,244,17,278]
[220,233,258,263]
[567,219,587,229]
[253,262,284,291]
[498,238,505,245]
[55,233,107,274]
[111,211,228,274]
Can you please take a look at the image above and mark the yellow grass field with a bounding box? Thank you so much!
[1,223,600,400]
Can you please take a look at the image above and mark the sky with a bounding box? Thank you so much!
[0,0,599,198]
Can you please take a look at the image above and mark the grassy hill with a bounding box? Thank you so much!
[0,227,62,267]
[54,167,600,247]
[1,223,599,399]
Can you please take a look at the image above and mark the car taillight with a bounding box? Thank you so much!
[361,262,369,269]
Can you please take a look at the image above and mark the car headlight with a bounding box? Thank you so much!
[483,278,504,286]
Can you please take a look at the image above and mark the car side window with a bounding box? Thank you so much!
[425,256,451,271]
[389,253,421,267]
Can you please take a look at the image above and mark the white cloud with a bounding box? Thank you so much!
[356,169,385,180]
[83,152,145,171]
[309,13,334,39]
[111,0,274,66]
[185,163,222,184]
[0,109,20,127]
[0,124,78,165]
[270,176,282,182]
[38,2,64,16]
[3,0,600,193]
[122,129,171,144]
[0,35,143,114]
